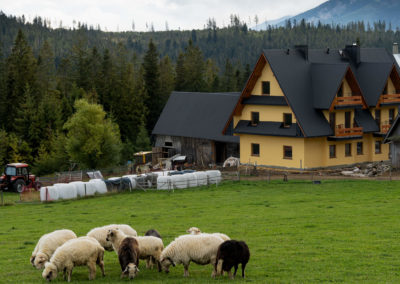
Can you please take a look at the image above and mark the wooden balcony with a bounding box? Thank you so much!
[333,96,363,107]
[379,93,400,105]
[381,124,391,133]
[334,124,363,137]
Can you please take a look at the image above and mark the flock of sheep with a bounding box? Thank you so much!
[30,224,250,282]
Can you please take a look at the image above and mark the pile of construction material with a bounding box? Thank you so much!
[341,162,391,177]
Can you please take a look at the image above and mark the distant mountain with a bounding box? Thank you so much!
[252,15,292,30]
[260,0,400,29]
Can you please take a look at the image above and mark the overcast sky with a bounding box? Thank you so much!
[0,0,326,31]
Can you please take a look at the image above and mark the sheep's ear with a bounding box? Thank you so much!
[136,267,140,272]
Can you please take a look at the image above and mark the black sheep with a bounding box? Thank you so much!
[215,240,250,279]
[145,229,162,239]
[118,237,140,279]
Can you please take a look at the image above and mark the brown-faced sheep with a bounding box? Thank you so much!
[31,229,77,269]
[86,224,137,251]
[106,229,140,279]
[42,237,105,282]
[215,240,250,279]
[160,234,224,277]
[186,227,230,241]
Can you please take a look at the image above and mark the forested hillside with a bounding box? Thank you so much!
[1,11,400,175]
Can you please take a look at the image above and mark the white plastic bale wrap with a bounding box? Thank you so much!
[171,174,188,189]
[108,177,120,181]
[157,176,173,190]
[122,175,137,189]
[184,173,198,188]
[40,186,59,201]
[88,179,107,194]
[54,183,77,200]
[195,171,208,186]
[206,170,222,185]
[69,181,86,197]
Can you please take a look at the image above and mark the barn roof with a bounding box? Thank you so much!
[152,92,240,143]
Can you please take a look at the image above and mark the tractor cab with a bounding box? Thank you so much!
[0,163,38,192]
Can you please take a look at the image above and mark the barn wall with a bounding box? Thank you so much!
[154,135,239,166]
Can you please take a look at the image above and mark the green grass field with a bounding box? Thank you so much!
[1,180,400,283]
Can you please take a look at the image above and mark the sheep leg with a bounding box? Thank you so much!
[228,270,233,279]
[157,260,162,272]
[146,257,150,269]
[63,267,67,280]
[241,262,246,278]
[233,264,238,279]
[88,262,96,280]
[183,263,190,277]
[98,260,105,277]
[67,268,72,282]
[211,256,217,278]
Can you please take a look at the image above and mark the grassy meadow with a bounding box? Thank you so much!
[1,179,400,283]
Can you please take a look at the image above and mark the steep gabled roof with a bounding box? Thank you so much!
[152,92,240,143]
[355,62,393,106]
[311,63,349,109]
[263,49,333,137]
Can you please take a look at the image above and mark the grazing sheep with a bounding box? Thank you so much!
[87,224,137,251]
[145,229,162,269]
[186,227,230,241]
[106,229,140,279]
[160,234,224,277]
[31,229,77,269]
[42,237,105,282]
[215,240,250,279]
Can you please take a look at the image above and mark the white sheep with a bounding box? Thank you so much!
[186,227,231,241]
[42,237,105,282]
[160,234,224,277]
[106,229,164,272]
[31,229,77,269]
[87,224,137,251]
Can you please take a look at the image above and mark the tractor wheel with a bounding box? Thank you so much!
[13,179,25,193]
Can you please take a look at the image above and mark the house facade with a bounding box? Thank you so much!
[224,45,400,169]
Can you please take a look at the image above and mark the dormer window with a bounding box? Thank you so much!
[251,112,259,126]
[262,81,270,95]
[283,113,292,128]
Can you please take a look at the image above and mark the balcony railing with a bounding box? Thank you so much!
[379,93,400,105]
[380,120,392,133]
[333,96,363,107]
[334,124,363,137]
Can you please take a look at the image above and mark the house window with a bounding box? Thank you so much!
[375,141,382,154]
[283,146,292,159]
[337,83,343,97]
[251,112,259,126]
[251,143,260,156]
[283,113,292,128]
[262,81,270,95]
[375,109,381,126]
[357,142,363,155]
[164,141,173,147]
[345,111,351,128]
[329,145,336,158]
[329,112,336,130]
[389,108,395,125]
[345,143,352,157]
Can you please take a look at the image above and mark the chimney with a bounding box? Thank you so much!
[295,45,308,60]
[344,44,360,65]
[393,43,399,54]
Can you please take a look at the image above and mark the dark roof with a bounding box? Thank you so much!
[354,109,379,133]
[384,113,400,143]
[234,120,304,137]
[242,95,287,106]
[152,92,240,143]
[311,63,348,109]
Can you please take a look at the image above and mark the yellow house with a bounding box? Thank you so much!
[223,45,400,169]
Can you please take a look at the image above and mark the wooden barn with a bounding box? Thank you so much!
[152,92,240,166]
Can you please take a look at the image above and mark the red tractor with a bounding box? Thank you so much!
[0,163,41,193]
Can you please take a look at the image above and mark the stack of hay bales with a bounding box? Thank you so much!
[195,171,208,186]
[184,173,198,188]
[54,183,77,200]
[171,174,188,189]
[157,176,173,190]
[40,186,59,201]
[206,170,222,185]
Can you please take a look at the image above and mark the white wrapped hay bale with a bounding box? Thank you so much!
[184,173,198,188]
[69,181,86,197]
[122,175,137,189]
[108,177,120,181]
[54,183,77,200]
[206,170,222,185]
[88,179,107,194]
[195,171,208,186]
[157,176,173,190]
[40,186,59,201]
[171,174,188,189]
[82,182,96,196]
